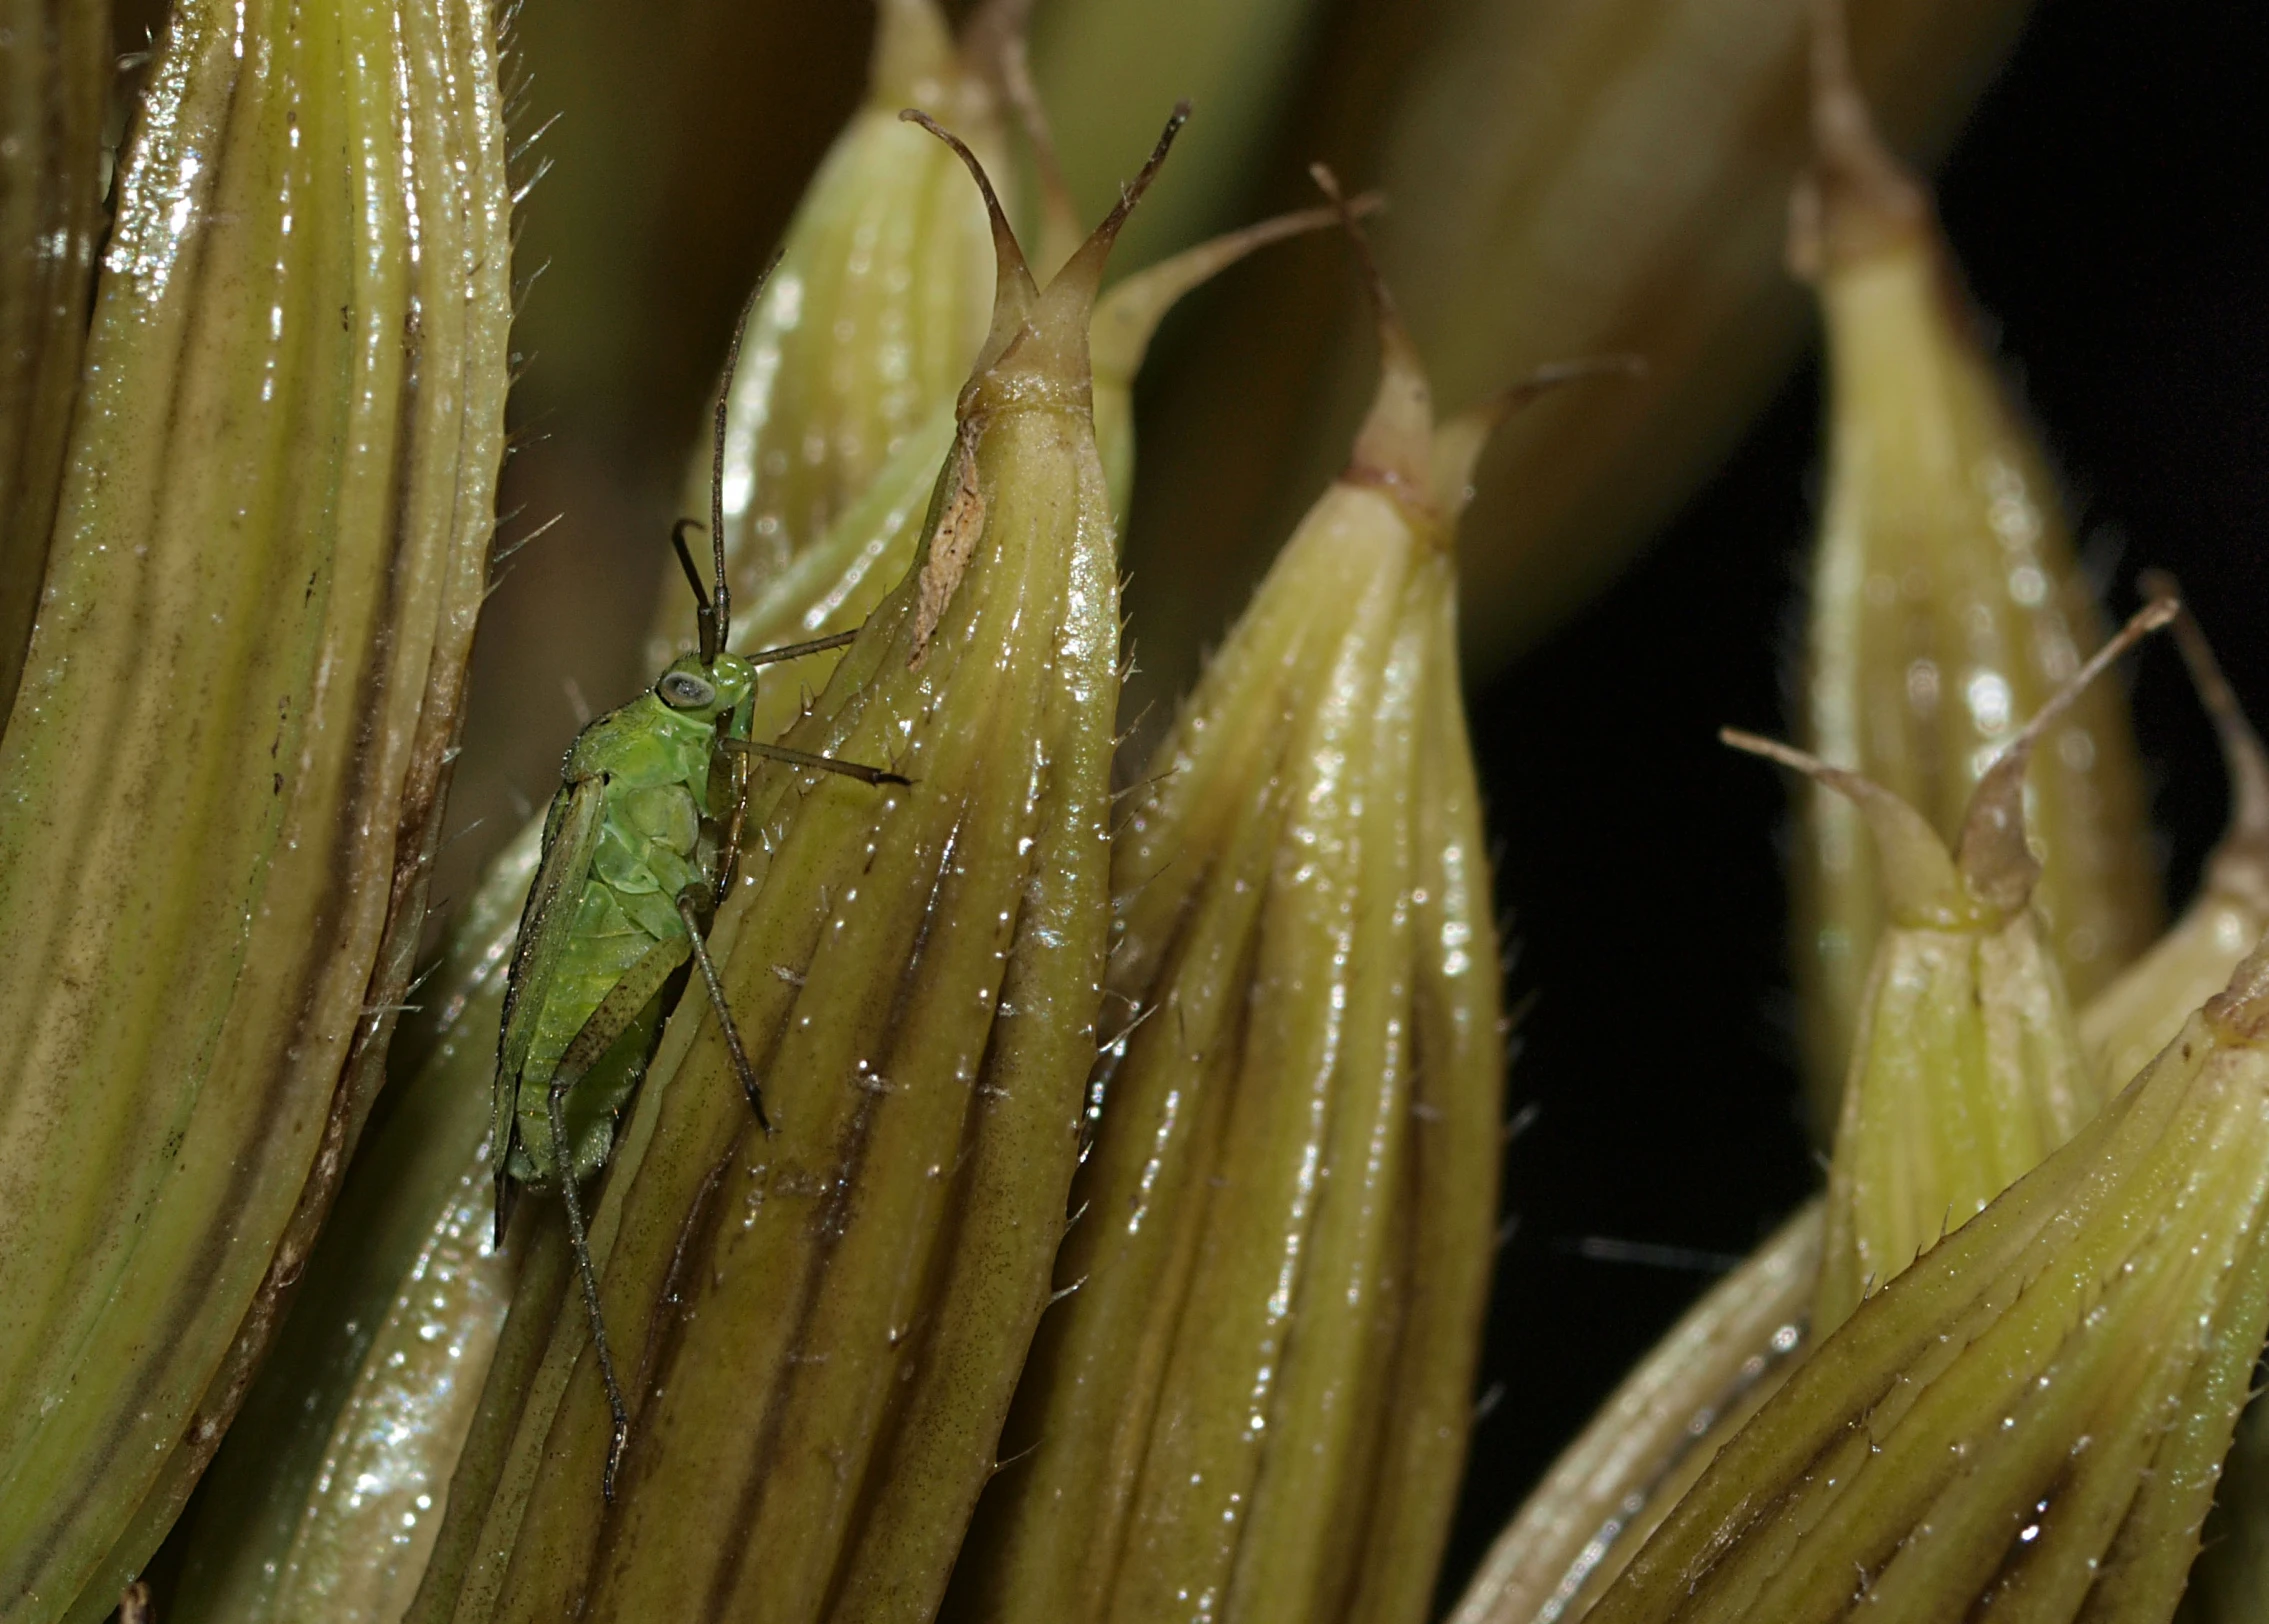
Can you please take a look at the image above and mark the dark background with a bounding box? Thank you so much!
[1449,0,2269,1597]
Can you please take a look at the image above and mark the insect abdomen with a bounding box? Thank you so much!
[511,777,707,1184]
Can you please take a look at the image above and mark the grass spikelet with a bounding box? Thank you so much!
[0,0,109,714]
[1586,936,2269,1624]
[1740,598,2171,1335]
[946,168,1508,1624]
[0,0,512,1612]
[1791,0,2159,1131]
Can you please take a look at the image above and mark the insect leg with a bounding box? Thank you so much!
[492,1158,519,1248]
[535,933,691,1503]
[724,734,910,786]
[677,889,769,1131]
[550,1074,632,1503]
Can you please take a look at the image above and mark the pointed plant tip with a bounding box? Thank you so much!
[1721,728,1968,919]
[1490,352,1649,420]
[1953,595,2175,908]
[1721,726,1824,778]
[1317,158,1436,500]
[2137,567,2184,622]
[2137,570,2269,841]
[2133,592,2181,634]
[1310,160,1421,365]
[1094,101,1189,244]
[1040,101,1189,315]
[1995,593,2176,766]
[1719,728,1875,800]
[1787,0,1928,277]
[901,105,1027,273]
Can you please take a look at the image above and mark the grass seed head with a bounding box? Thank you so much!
[1790,0,2160,1136]
[195,68,1344,1621]
[1737,598,2171,1336]
[1586,933,2269,1624]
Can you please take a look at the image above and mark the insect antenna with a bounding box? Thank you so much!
[670,518,718,666]
[706,252,780,662]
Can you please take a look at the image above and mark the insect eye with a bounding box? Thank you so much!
[659,672,716,710]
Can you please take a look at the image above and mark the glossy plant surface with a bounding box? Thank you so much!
[0,0,512,1616]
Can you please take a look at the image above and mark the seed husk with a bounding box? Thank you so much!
[165,828,541,1624]
[193,11,1013,1599]
[1788,3,2159,1134]
[1450,599,2172,1624]
[0,0,109,716]
[0,0,511,1614]
[2080,583,2269,1094]
[1739,598,2172,1336]
[1584,938,2269,1624]
[948,170,1506,1624]
[1446,1205,1822,1624]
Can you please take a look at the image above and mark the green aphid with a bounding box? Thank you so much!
[491,298,905,1501]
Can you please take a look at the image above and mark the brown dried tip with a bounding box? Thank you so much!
[1786,0,1929,278]
[1721,728,1967,925]
[907,101,1184,401]
[1091,194,1383,385]
[1015,104,1190,396]
[902,107,1038,373]
[2140,569,2269,849]
[2206,931,2269,1044]
[1062,103,1188,294]
[1313,162,1434,509]
[988,24,1085,279]
[1953,596,2179,914]
[1431,354,1649,519]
